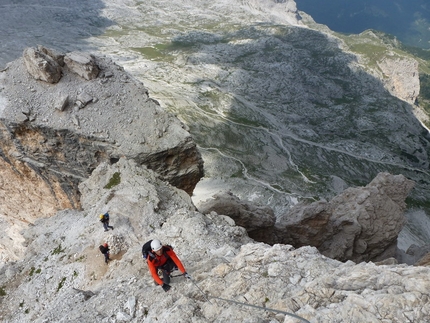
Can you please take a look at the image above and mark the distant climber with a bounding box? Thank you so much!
[99,243,110,264]
[99,212,114,232]
[143,239,191,292]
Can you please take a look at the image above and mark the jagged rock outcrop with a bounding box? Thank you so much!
[0,47,203,261]
[197,191,276,241]
[0,158,429,323]
[273,172,415,262]
[196,173,414,263]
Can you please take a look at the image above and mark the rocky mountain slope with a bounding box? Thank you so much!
[0,47,203,262]
[1,1,430,322]
[1,0,430,245]
[1,158,430,323]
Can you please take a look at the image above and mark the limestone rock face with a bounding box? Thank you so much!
[275,172,415,262]
[0,159,429,323]
[0,48,203,261]
[196,191,276,241]
[377,56,420,104]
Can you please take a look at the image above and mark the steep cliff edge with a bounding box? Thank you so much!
[0,158,429,323]
[0,47,203,261]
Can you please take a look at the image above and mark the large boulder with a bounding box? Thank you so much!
[22,46,62,83]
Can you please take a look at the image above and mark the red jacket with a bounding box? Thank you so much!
[147,247,186,285]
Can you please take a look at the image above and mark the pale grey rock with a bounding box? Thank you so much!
[125,296,136,317]
[197,191,276,241]
[116,311,131,322]
[76,91,93,107]
[54,94,69,111]
[0,158,429,323]
[377,55,420,104]
[197,173,414,263]
[64,51,100,80]
[22,47,62,84]
[0,48,203,262]
[274,173,415,262]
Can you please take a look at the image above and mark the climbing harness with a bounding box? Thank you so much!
[188,278,310,323]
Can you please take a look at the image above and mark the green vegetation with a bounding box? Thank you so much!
[104,172,121,189]
[405,196,430,209]
[57,277,66,292]
[75,255,86,262]
[29,267,35,276]
[0,287,6,296]
[52,244,65,255]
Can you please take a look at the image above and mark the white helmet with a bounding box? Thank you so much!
[151,239,163,252]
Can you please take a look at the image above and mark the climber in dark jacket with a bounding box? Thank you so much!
[99,243,110,264]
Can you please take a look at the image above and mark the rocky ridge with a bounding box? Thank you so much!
[0,47,203,262]
[0,158,429,323]
[197,173,415,263]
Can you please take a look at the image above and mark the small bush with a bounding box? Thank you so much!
[0,287,6,296]
[104,172,121,189]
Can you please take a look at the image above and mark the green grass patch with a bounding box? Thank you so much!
[57,277,66,292]
[104,172,121,189]
[52,244,65,255]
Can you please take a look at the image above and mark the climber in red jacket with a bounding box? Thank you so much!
[146,239,191,292]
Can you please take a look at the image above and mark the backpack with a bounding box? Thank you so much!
[142,240,153,259]
[100,212,109,222]
[142,240,173,260]
[99,245,108,254]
